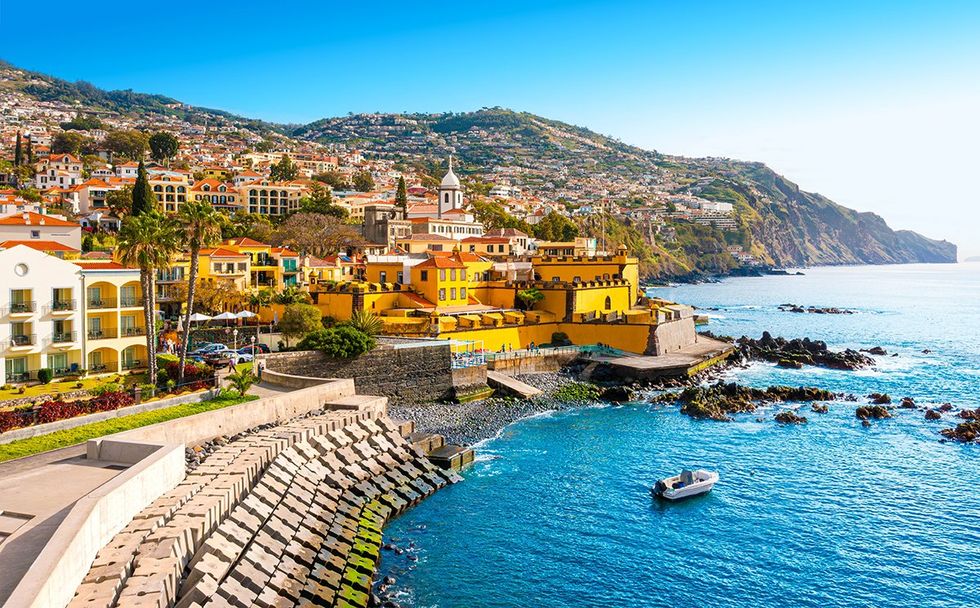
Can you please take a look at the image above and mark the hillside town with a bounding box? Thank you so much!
[0,67,736,388]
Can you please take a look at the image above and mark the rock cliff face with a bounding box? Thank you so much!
[728,164,956,266]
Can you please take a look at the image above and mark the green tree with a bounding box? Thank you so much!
[533,211,579,241]
[24,136,33,164]
[117,211,180,382]
[14,132,22,167]
[272,212,364,257]
[226,368,255,396]
[105,129,149,160]
[60,114,103,131]
[106,185,134,218]
[315,170,348,190]
[297,326,375,359]
[395,176,408,212]
[176,200,223,383]
[352,170,375,192]
[298,182,347,218]
[344,310,383,336]
[52,132,89,155]
[516,287,545,310]
[148,132,179,165]
[270,154,298,181]
[278,303,322,347]
[273,285,310,306]
[248,288,274,313]
[131,161,156,216]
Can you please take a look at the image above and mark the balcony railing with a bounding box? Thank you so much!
[121,359,144,371]
[4,301,36,315]
[87,328,118,340]
[7,334,36,348]
[88,298,117,309]
[88,361,118,374]
[47,299,76,314]
[51,331,77,344]
[122,326,146,337]
[120,297,141,307]
[5,370,36,383]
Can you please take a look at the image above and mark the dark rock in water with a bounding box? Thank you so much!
[383,576,396,586]
[925,409,942,421]
[921,349,932,354]
[899,397,916,408]
[868,393,892,405]
[862,420,872,427]
[891,353,899,357]
[657,382,836,422]
[811,403,829,413]
[599,386,633,402]
[938,403,954,412]
[940,421,980,443]
[957,408,980,421]
[856,405,892,420]
[775,410,808,424]
[777,359,803,369]
[862,346,888,356]
[731,332,875,370]
[778,303,856,315]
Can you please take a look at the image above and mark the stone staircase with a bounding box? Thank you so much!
[67,399,460,608]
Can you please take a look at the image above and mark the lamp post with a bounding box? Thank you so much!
[233,328,239,351]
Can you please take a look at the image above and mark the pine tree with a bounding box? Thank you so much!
[14,132,22,167]
[24,136,33,164]
[395,176,408,212]
[131,160,156,216]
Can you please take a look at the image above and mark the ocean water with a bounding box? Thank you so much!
[381,264,980,608]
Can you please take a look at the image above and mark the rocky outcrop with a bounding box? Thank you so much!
[653,382,837,421]
[868,393,892,405]
[732,332,875,370]
[856,405,892,420]
[779,304,856,315]
[775,410,808,424]
[811,403,829,413]
[924,409,942,421]
[940,421,980,443]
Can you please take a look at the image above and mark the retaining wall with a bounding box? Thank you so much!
[265,346,459,404]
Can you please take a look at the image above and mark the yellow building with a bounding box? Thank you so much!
[305,244,697,356]
[189,179,242,213]
[150,174,190,214]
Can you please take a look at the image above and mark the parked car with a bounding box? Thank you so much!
[190,343,225,356]
[238,343,270,354]
[204,348,253,365]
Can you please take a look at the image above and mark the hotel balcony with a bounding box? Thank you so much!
[87,328,119,340]
[120,296,142,308]
[45,300,77,315]
[50,331,77,345]
[4,302,36,316]
[121,359,145,371]
[121,326,146,337]
[5,369,37,383]
[87,298,117,310]
[6,334,36,350]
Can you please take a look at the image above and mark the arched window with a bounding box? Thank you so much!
[604,296,611,310]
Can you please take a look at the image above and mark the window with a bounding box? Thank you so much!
[604,296,612,309]
[461,270,466,280]
[440,269,446,281]
[30,230,40,239]
[438,288,446,301]
[450,269,456,281]
[450,288,456,300]
[379,271,387,283]
[461,287,467,299]
[420,270,428,281]
[396,272,403,283]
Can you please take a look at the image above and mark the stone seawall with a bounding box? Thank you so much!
[65,403,460,608]
[265,345,481,405]
[488,350,581,375]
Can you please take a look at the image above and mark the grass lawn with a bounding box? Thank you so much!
[0,390,258,463]
[234,362,254,374]
[0,373,148,410]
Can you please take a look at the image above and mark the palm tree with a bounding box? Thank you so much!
[249,288,274,313]
[176,201,222,383]
[117,211,180,383]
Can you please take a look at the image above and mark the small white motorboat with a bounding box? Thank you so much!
[651,469,719,500]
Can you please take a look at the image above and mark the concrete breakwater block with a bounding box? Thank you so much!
[68,399,459,608]
[407,432,445,454]
[427,445,475,471]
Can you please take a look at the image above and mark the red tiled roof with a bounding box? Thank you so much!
[73,262,135,270]
[224,237,267,247]
[201,247,249,258]
[0,212,79,227]
[0,240,78,252]
[414,256,466,269]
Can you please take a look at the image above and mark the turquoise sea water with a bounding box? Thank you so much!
[382,264,980,608]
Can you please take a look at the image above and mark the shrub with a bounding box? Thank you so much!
[553,382,601,402]
[279,303,322,347]
[37,368,54,384]
[156,353,179,367]
[90,382,122,396]
[226,369,254,397]
[344,310,383,336]
[551,332,573,347]
[34,391,135,425]
[139,383,156,397]
[2,384,13,391]
[298,326,375,359]
[164,361,213,384]
[516,288,545,310]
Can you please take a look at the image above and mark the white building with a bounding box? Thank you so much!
[34,153,83,190]
[0,246,149,382]
[437,156,464,218]
[0,212,82,250]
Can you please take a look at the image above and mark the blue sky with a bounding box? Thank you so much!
[4,1,979,257]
